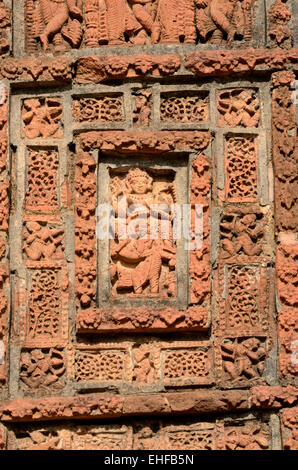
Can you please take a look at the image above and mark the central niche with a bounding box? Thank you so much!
[97,154,189,308]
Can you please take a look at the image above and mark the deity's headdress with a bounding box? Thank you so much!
[126,168,153,191]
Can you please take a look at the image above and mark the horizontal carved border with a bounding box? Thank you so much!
[0,49,297,84]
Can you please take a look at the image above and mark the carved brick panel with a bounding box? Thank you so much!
[6,416,274,450]
[25,148,60,213]
[74,130,211,334]
[0,1,10,56]
[132,89,152,127]
[217,88,260,128]
[0,85,8,392]
[20,267,69,348]
[218,264,272,336]
[281,408,298,450]
[217,336,269,388]
[269,0,292,49]
[223,420,270,450]
[2,13,297,446]
[272,71,297,232]
[19,347,66,396]
[22,98,63,139]
[71,339,213,390]
[272,71,298,388]
[219,207,273,264]
[160,92,209,123]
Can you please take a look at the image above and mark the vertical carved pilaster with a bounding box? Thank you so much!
[272,71,298,383]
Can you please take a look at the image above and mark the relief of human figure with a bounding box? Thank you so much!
[195,0,248,44]
[109,168,176,297]
[32,0,83,51]
[128,0,160,44]
[102,0,159,45]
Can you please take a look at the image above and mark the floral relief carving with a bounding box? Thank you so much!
[72,95,124,123]
[25,0,83,53]
[0,181,8,231]
[272,70,298,388]
[219,265,269,335]
[282,409,298,450]
[217,89,260,127]
[279,309,298,379]
[276,244,298,308]
[272,71,297,232]
[189,154,210,305]
[165,423,215,450]
[76,305,209,333]
[75,350,124,382]
[23,221,64,261]
[20,348,66,394]
[75,152,97,308]
[0,1,10,55]
[219,209,267,262]
[163,348,211,385]
[0,85,8,389]
[72,425,132,450]
[79,130,210,153]
[0,423,5,449]
[25,149,59,212]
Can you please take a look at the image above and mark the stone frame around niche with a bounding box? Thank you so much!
[74,129,212,335]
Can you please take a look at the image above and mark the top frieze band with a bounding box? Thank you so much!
[5,0,296,57]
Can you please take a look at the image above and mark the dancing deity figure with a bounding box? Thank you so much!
[32,0,83,51]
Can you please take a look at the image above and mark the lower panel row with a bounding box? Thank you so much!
[2,409,297,450]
